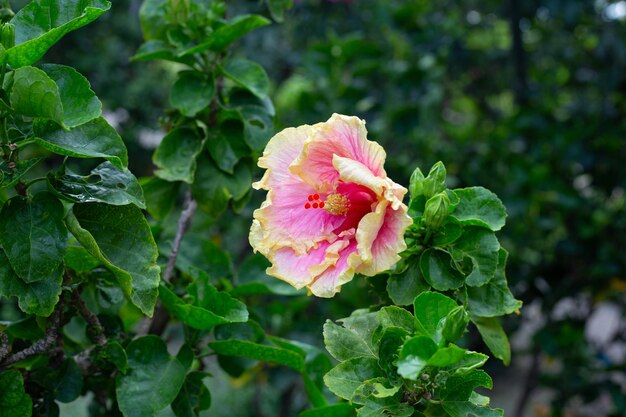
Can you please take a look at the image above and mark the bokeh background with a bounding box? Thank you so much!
[36,0,626,416]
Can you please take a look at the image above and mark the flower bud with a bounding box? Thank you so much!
[423,161,446,198]
[442,306,470,342]
[1,23,14,49]
[423,191,450,230]
[409,167,425,200]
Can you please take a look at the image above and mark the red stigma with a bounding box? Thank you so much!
[319,201,325,208]
[312,202,319,208]
[308,195,314,201]
[313,194,319,200]
[304,203,311,209]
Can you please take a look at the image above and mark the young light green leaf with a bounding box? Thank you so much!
[427,344,467,367]
[222,58,270,99]
[466,249,522,317]
[451,187,507,231]
[169,72,215,117]
[396,336,437,380]
[0,249,63,317]
[36,117,128,169]
[323,320,377,361]
[450,227,500,287]
[420,248,464,291]
[386,259,430,306]
[0,192,67,283]
[209,339,305,372]
[66,203,160,316]
[413,291,458,343]
[8,0,111,68]
[41,64,102,128]
[323,357,384,401]
[179,15,270,55]
[0,370,32,417]
[10,66,63,125]
[116,336,187,417]
[472,316,511,365]
[48,162,145,208]
[153,128,204,183]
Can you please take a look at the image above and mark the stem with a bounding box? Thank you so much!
[0,300,64,367]
[0,331,8,362]
[163,190,197,282]
[15,137,35,149]
[72,290,107,346]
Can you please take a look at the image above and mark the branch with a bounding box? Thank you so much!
[1,302,64,367]
[163,190,197,282]
[0,331,9,362]
[72,290,107,346]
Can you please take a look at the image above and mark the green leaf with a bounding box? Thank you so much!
[173,237,232,280]
[323,357,384,401]
[66,203,160,316]
[442,306,470,343]
[8,0,111,68]
[10,66,63,125]
[179,15,270,56]
[159,281,248,330]
[432,219,464,246]
[95,340,128,373]
[440,369,492,401]
[191,157,251,216]
[377,327,409,384]
[51,358,83,403]
[138,0,167,40]
[209,339,305,371]
[420,249,465,291]
[41,64,102,128]
[140,177,180,220]
[0,192,67,283]
[337,311,381,359]
[466,249,522,317]
[323,320,377,361]
[450,352,489,373]
[377,306,420,335]
[0,158,43,189]
[396,336,437,380]
[132,40,177,62]
[357,397,414,417]
[0,370,32,417]
[413,291,458,343]
[451,187,507,232]
[472,317,511,365]
[239,105,274,151]
[450,228,500,287]
[153,128,204,183]
[64,244,100,272]
[426,345,467,367]
[116,336,187,417]
[299,404,356,417]
[170,72,215,117]
[222,58,270,99]
[171,371,211,417]
[386,259,430,306]
[0,249,62,316]
[441,402,503,417]
[48,162,145,208]
[267,0,293,22]
[36,117,128,169]
[205,124,246,175]
[352,378,401,404]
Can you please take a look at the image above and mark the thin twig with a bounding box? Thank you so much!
[0,331,9,362]
[163,190,197,282]
[72,290,107,346]
[1,302,64,367]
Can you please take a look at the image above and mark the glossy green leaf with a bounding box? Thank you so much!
[450,227,500,287]
[427,344,467,367]
[140,177,180,220]
[352,378,401,403]
[386,259,430,306]
[323,320,377,361]
[205,124,247,175]
[10,66,63,125]
[432,218,463,246]
[337,312,381,359]
[420,248,465,291]
[0,370,32,417]
[222,58,270,99]
[376,306,420,335]
[153,128,204,183]
[209,339,305,372]
[8,0,111,68]
[170,72,214,117]
[472,317,511,365]
[357,397,414,417]
[41,64,102,127]
[413,291,458,343]
[396,336,437,380]
[66,203,160,316]
[171,371,211,417]
[298,403,356,417]
[377,327,408,384]
[95,340,129,373]
[48,161,145,208]
[174,236,232,280]
[179,14,270,55]
[116,336,187,417]
[0,249,63,317]
[0,158,43,190]
[442,306,470,343]
[441,402,503,417]
[0,192,67,283]
[323,357,384,401]
[64,244,100,272]
[466,249,522,317]
[451,187,507,231]
[50,358,83,403]
[239,105,273,151]
[191,157,251,216]
[36,117,128,169]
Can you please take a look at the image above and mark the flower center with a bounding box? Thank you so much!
[303,193,350,216]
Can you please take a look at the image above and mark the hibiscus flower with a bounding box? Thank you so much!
[249,114,412,297]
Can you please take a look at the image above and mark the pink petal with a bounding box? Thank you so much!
[308,240,361,297]
[290,114,387,192]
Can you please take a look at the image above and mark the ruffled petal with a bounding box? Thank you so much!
[356,202,412,276]
[308,240,361,297]
[290,114,387,192]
